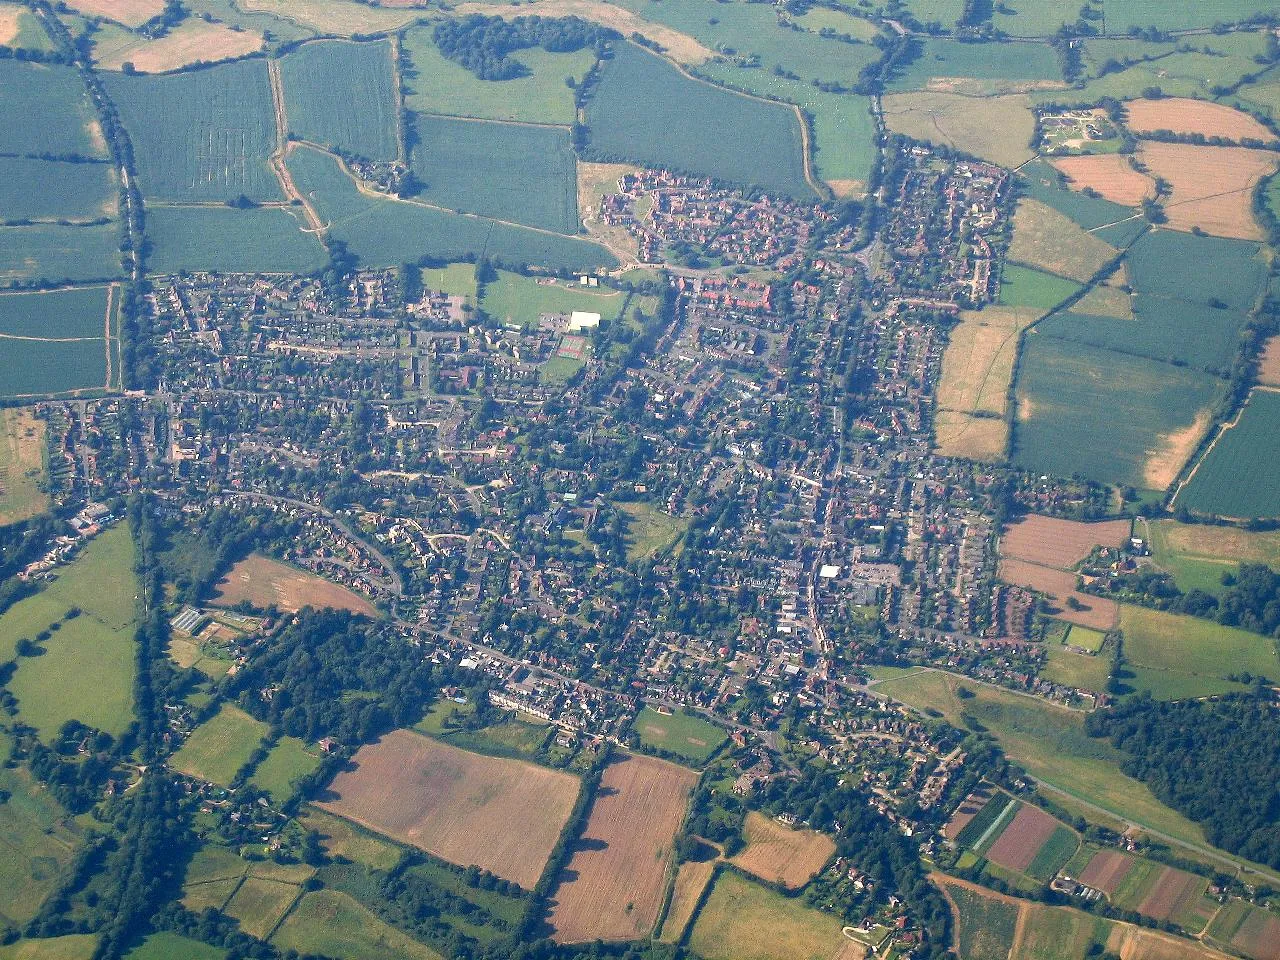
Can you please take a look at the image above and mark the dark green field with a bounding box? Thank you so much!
[0,338,110,398]
[411,115,579,234]
[1126,230,1265,313]
[0,223,121,286]
[281,39,399,161]
[1018,159,1139,230]
[0,60,104,158]
[0,158,116,222]
[888,38,1062,90]
[1178,390,1280,519]
[146,205,328,275]
[0,286,111,339]
[584,41,813,197]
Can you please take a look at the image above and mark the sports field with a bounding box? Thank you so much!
[170,704,268,787]
[730,811,835,890]
[281,39,399,161]
[481,272,624,328]
[633,706,725,764]
[211,553,377,615]
[0,407,48,527]
[1177,389,1280,519]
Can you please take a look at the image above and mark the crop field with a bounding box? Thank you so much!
[1000,557,1119,631]
[657,856,717,943]
[0,222,121,287]
[888,38,1063,93]
[412,116,579,234]
[1072,280,1134,320]
[1147,519,1280,595]
[1127,229,1265,313]
[688,869,862,960]
[281,39,398,161]
[271,889,442,960]
[1178,389,1280,519]
[1009,198,1117,283]
[944,783,997,840]
[1001,515,1130,569]
[320,729,579,888]
[0,935,98,959]
[1014,900,1115,960]
[1019,159,1140,232]
[882,91,1035,169]
[106,59,279,203]
[402,29,594,126]
[1138,142,1278,242]
[998,265,1080,311]
[0,407,48,527]
[549,753,695,942]
[0,3,50,50]
[1206,900,1280,960]
[0,61,104,158]
[171,704,268,786]
[730,811,835,890]
[1049,154,1153,207]
[633,706,725,764]
[1104,856,1211,927]
[0,158,116,222]
[61,0,164,26]
[287,145,616,271]
[986,804,1077,879]
[251,736,320,803]
[939,878,1019,960]
[93,20,264,73]
[0,336,112,399]
[212,553,378,615]
[584,41,813,198]
[145,205,328,275]
[1124,97,1275,143]
[956,790,1015,849]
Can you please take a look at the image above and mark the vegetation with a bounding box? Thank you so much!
[631,707,725,764]
[281,38,399,161]
[1178,390,1280,518]
[144,206,327,276]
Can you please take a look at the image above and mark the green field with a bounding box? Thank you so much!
[287,145,615,271]
[4,524,137,738]
[1119,604,1278,697]
[620,501,688,561]
[251,736,321,803]
[271,889,443,960]
[411,115,579,234]
[106,59,279,203]
[889,38,1063,91]
[0,158,115,222]
[998,265,1080,311]
[633,707,725,764]
[0,935,97,960]
[122,933,225,960]
[1146,519,1280,596]
[1042,644,1111,693]
[956,790,1014,848]
[146,205,328,275]
[0,286,111,339]
[0,3,53,52]
[584,41,813,198]
[1026,826,1080,881]
[0,60,104,158]
[0,222,121,286]
[0,336,111,399]
[1177,390,1280,519]
[171,704,268,786]
[480,271,624,328]
[1127,230,1265,313]
[1102,0,1279,32]
[281,39,399,161]
[402,29,594,126]
[421,263,477,299]
[945,882,1019,960]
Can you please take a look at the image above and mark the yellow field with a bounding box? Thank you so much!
[212,553,377,616]
[1125,97,1276,144]
[883,92,1036,168]
[657,857,718,942]
[1050,154,1154,207]
[578,161,642,262]
[1258,334,1280,386]
[731,811,836,890]
[1139,142,1279,241]
[61,0,165,27]
[1073,282,1134,319]
[94,20,263,72]
[0,407,47,527]
[1009,198,1117,282]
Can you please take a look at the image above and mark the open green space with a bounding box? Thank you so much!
[1177,389,1280,519]
[945,882,1018,960]
[0,60,104,158]
[271,889,443,960]
[411,115,579,234]
[0,286,111,340]
[0,935,97,960]
[146,205,328,275]
[436,714,550,761]
[122,933,225,960]
[633,707,725,764]
[619,501,688,561]
[421,263,477,299]
[1146,519,1280,596]
[584,41,814,198]
[170,704,268,787]
[1103,1,1279,32]
[480,271,624,328]
[539,355,584,384]
[888,38,1063,91]
[1042,644,1111,693]
[281,38,398,161]
[956,790,1014,848]
[1120,603,1278,693]
[0,222,121,287]
[251,736,321,803]
[106,59,279,203]
[998,265,1080,311]
[0,158,115,223]
[0,336,110,399]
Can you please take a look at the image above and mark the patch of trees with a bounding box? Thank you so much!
[432,15,614,81]
[1086,694,1280,868]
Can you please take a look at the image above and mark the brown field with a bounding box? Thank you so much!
[1009,198,1118,282]
[1257,334,1280,387]
[317,729,580,889]
[1229,907,1280,960]
[1001,515,1131,569]
[1078,850,1134,894]
[882,92,1036,169]
[944,783,996,841]
[0,406,48,527]
[1050,154,1155,207]
[1144,407,1212,492]
[0,5,19,45]
[998,558,1119,630]
[1138,142,1279,241]
[934,305,1042,461]
[731,811,836,890]
[1137,866,1205,922]
[657,857,717,943]
[212,553,377,616]
[1125,97,1277,144]
[94,20,263,72]
[578,161,641,262]
[984,804,1060,874]
[1107,924,1232,960]
[62,0,165,27]
[1072,282,1134,319]
[548,753,696,943]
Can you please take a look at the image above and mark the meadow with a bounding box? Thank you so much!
[281,39,399,161]
[145,205,328,275]
[888,38,1063,92]
[0,61,104,158]
[250,736,321,803]
[0,159,115,223]
[0,407,47,526]
[271,889,442,960]
[421,263,478,299]
[121,933,226,960]
[0,2,53,52]
[1177,389,1280,519]
[1146,519,1280,595]
[0,223,121,287]
[658,857,717,943]
[170,704,269,786]
[1008,198,1117,283]
[997,265,1080,311]
[412,115,579,234]
[480,271,624,328]
[106,59,280,203]
[620,501,687,561]
[583,41,814,198]
[882,91,1035,168]
[632,706,725,764]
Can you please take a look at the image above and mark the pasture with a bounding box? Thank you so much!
[888,38,1063,93]
[224,877,299,938]
[0,61,104,158]
[145,205,328,275]
[1008,199,1117,283]
[60,0,164,26]
[481,272,624,328]
[281,39,398,161]
[1177,389,1280,519]
[0,936,97,960]
[549,753,695,943]
[730,811,835,890]
[211,553,377,615]
[1146,519,1280,595]
[0,158,116,222]
[122,933,225,960]
[633,706,725,764]
[251,736,320,803]
[1071,281,1134,320]
[882,91,1035,168]
[1042,642,1112,693]
[657,856,717,943]
[106,59,279,203]
[1050,154,1153,207]
[0,3,51,51]
[412,116,579,234]
[319,729,579,888]
[93,20,264,73]
[688,869,862,960]
[1001,515,1130,569]
[270,889,443,960]
[170,704,268,786]
[0,223,121,287]
[0,407,48,527]
[298,807,401,870]
[583,41,813,198]
[1138,142,1278,242]
[997,265,1080,311]
[620,501,687,561]
[421,263,477,299]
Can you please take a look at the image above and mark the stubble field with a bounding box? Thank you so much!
[730,811,835,890]
[212,553,377,615]
[1138,142,1278,241]
[1049,154,1153,207]
[1124,97,1276,143]
[0,407,48,527]
[1000,515,1130,569]
[93,20,263,73]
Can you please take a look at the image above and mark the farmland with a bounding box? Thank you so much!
[319,729,580,888]
[250,736,321,803]
[997,265,1080,312]
[92,20,264,73]
[1177,389,1280,519]
[583,41,814,198]
[0,158,115,222]
[0,61,104,158]
[1049,154,1153,207]
[1206,899,1280,960]
[106,59,279,203]
[1127,226,1266,314]
[1000,515,1131,570]
[657,855,717,943]
[633,706,725,764]
[889,38,1063,94]
[1008,199,1117,282]
[1138,142,1278,242]
[549,753,695,942]
[145,205,328,275]
[1000,557,1118,631]
[0,2,50,50]
[0,223,121,288]
[942,878,1019,960]
[982,804,1077,880]
[1146,518,1280,594]
[730,811,835,890]
[271,889,442,960]
[281,39,399,161]
[171,705,268,786]
[60,0,164,26]
[688,869,862,960]
[211,553,378,615]
[0,408,47,526]
[411,116,579,234]
[882,92,1036,168]
[1124,97,1276,143]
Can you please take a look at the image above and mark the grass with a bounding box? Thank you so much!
[421,263,477,299]
[633,706,725,764]
[998,265,1080,311]
[949,883,1018,960]
[411,115,579,234]
[882,91,1036,168]
[105,59,279,203]
[0,286,111,339]
[619,501,687,561]
[1026,826,1080,881]
[0,407,48,526]
[0,158,115,222]
[402,28,594,126]
[1041,644,1111,693]
[1127,230,1265,313]
[122,933,225,959]
[1008,198,1117,283]
[224,877,300,938]
[0,936,97,960]
[145,205,328,275]
[0,223,121,288]
[271,889,443,960]
[281,39,398,161]
[888,38,1063,92]
[0,337,110,399]
[1177,389,1280,519]
[440,715,551,761]
[1016,900,1113,959]
[0,60,104,158]
[250,736,321,803]
[540,355,585,383]
[298,806,401,871]
[1146,519,1280,595]
[1018,158,1138,231]
[584,41,814,198]
[480,270,624,328]
[170,704,268,787]
[1117,605,1277,698]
